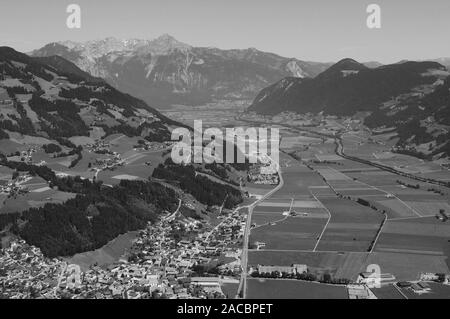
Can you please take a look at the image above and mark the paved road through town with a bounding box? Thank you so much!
[236,165,284,298]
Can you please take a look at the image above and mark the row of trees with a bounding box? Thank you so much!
[250,270,351,285]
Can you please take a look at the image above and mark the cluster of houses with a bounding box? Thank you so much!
[0,174,32,196]
[247,165,279,185]
[0,206,243,299]
[92,155,124,171]
[0,240,63,299]
[7,148,37,164]
[134,140,173,152]
[0,174,249,299]
[86,140,114,155]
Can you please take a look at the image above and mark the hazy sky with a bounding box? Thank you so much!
[1,0,449,63]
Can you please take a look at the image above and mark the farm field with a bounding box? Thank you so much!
[366,252,449,281]
[374,185,440,196]
[273,171,327,198]
[309,186,336,196]
[251,199,292,213]
[248,251,368,281]
[67,231,139,271]
[97,151,166,185]
[249,249,449,283]
[374,217,450,262]
[280,135,324,149]
[0,188,77,214]
[243,121,450,297]
[314,197,384,252]
[247,278,348,299]
[400,201,450,217]
[161,101,248,128]
[245,185,276,197]
[313,159,376,171]
[249,216,327,251]
[370,285,406,299]
[420,170,450,181]
[316,168,351,181]
[365,197,419,219]
[251,212,284,226]
[0,166,14,180]
[338,189,386,197]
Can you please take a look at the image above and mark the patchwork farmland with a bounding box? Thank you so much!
[245,125,450,298]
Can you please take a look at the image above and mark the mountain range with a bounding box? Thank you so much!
[249,58,448,115]
[249,58,450,157]
[31,35,335,108]
[3,39,450,159]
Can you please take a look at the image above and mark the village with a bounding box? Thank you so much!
[0,201,246,299]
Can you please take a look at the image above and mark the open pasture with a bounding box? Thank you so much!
[245,185,275,197]
[0,188,76,214]
[315,154,344,161]
[247,278,348,299]
[248,251,368,281]
[370,285,406,299]
[96,152,165,185]
[249,249,450,282]
[0,166,14,180]
[327,180,365,190]
[366,197,419,219]
[0,139,28,155]
[250,216,327,251]
[374,217,450,258]
[257,199,293,208]
[316,168,351,181]
[253,199,292,213]
[376,185,438,196]
[344,170,403,187]
[312,159,374,171]
[290,208,329,218]
[291,199,324,209]
[280,135,323,149]
[401,200,450,217]
[318,197,384,224]
[314,197,384,252]
[338,189,387,197]
[366,252,449,281]
[251,212,285,226]
[309,186,336,196]
[419,170,450,181]
[68,231,139,271]
[274,171,327,198]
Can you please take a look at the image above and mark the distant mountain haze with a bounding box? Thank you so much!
[31,35,334,108]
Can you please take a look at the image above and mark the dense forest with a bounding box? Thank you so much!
[0,176,178,257]
[152,158,243,209]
